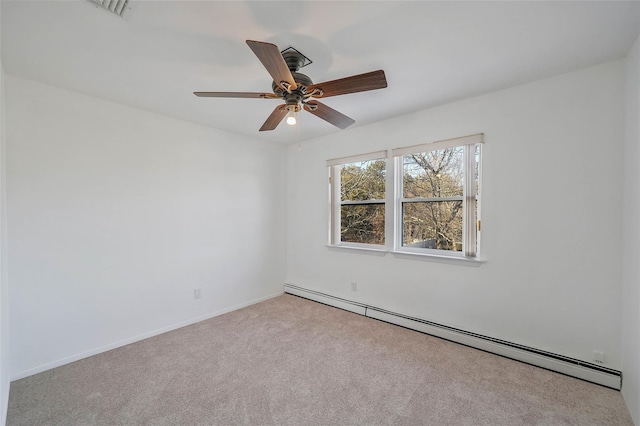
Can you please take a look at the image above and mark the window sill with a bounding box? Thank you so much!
[326,244,389,256]
[391,250,485,266]
[325,245,485,265]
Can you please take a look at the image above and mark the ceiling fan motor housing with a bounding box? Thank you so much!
[272,72,313,95]
[272,48,314,101]
[282,49,308,72]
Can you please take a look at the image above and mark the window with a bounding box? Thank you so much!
[328,134,482,259]
[328,151,387,247]
[393,134,482,257]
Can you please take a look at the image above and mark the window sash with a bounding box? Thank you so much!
[340,203,386,245]
[329,155,388,246]
[400,196,464,203]
[341,199,386,206]
[394,143,480,257]
[401,200,464,251]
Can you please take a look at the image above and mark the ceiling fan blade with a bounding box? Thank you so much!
[307,70,387,99]
[259,105,288,131]
[194,92,278,99]
[304,101,355,129]
[246,40,297,92]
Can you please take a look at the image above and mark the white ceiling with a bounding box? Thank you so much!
[2,1,639,145]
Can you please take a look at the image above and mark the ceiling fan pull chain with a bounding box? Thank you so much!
[297,110,302,151]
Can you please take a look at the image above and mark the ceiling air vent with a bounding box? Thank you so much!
[86,0,130,17]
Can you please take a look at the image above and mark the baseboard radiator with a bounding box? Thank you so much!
[284,283,622,390]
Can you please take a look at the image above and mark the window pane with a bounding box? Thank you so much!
[402,201,463,251]
[403,147,464,198]
[341,204,385,244]
[341,159,386,201]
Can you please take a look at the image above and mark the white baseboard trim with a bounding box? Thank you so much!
[10,291,283,382]
[284,283,622,390]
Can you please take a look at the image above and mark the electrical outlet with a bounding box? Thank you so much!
[350,282,358,292]
[593,350,605,364]
[194,288,201,299]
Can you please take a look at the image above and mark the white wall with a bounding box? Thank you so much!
[5,75,286,378]
[0,8,9,423]
[0,73,8,426]
[622,34,640,425]
[0,2,9,421]
[286,61,626,369]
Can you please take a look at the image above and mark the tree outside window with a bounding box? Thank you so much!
[327,134,481,258]
[339,158,386,245]
[397,141,480,257]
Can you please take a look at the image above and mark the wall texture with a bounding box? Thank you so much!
[286,61,626,369]
[622,34,640,424]
[5,76,286,378]
[0,13,9,423]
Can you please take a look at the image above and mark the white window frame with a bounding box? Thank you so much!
[327,151,389,250]
[327,133,483,260]
[392,134,483,259]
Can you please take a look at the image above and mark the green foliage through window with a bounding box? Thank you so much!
[328,135,481,257]
[340,159,386,244]
[401,146,476,253]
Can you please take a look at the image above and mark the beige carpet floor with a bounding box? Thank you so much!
[7,294,634,425]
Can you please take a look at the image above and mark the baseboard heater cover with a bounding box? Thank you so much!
[283,283,622,390]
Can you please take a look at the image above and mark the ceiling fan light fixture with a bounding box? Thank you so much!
[286,111,297,126]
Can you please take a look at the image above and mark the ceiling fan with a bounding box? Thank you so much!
[194,40,388,131]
